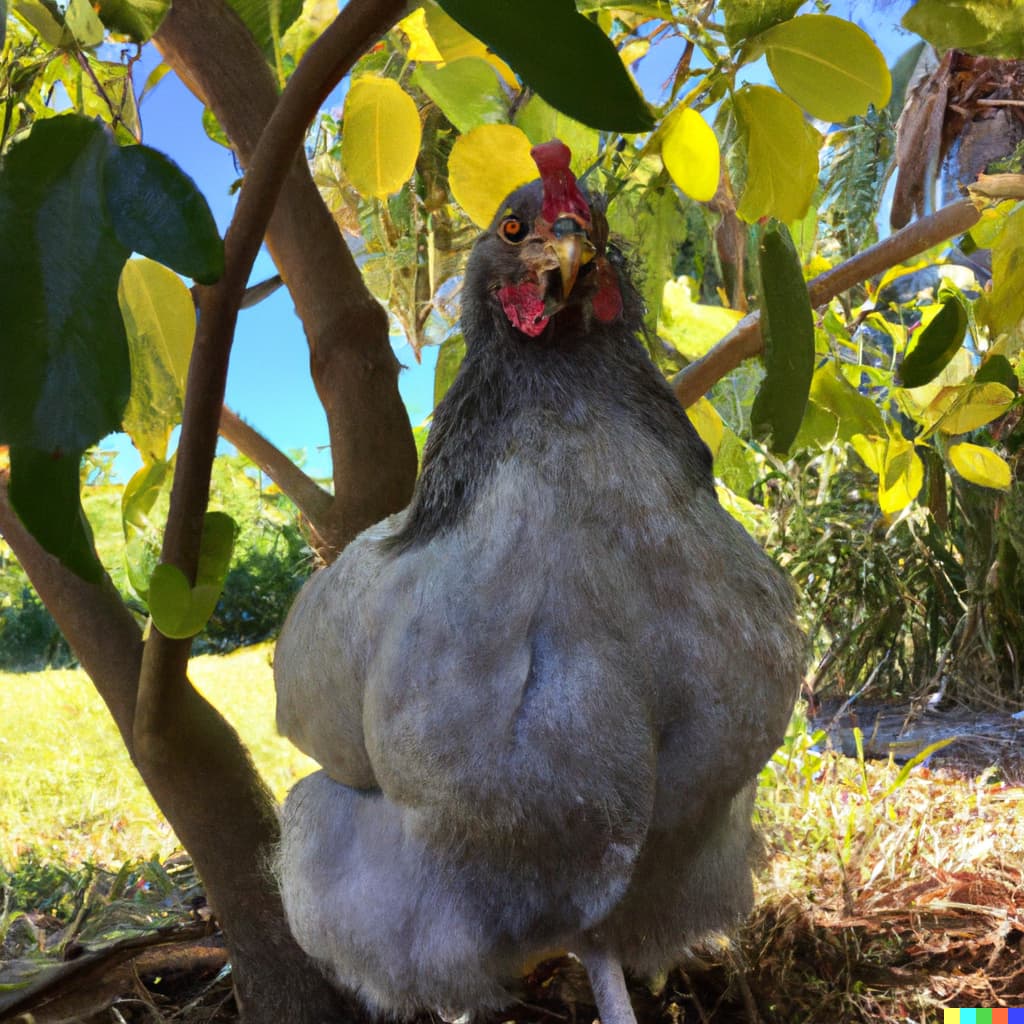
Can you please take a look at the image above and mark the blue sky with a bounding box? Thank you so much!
[103,0,914,483]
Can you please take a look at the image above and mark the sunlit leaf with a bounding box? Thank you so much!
[903,0,1024,59]
[448,123,536,227]
[851,433,887,474]
[937,382,1015,435]
[399,6,444,61]
[149,511,237,639]
[975,203,1024,338]
[974,354,1018,392]
[896,293,968,387]
[880,436,924,514]
[342,76,422,199]
[733,85,820,223]
[12,0,72,47]
[412,57,508,134]
[750,221,815,454]
[121,456,172,599]
[119,259,195,463]
[423,3,517,85]
[658,276,742,360]
[437,0,654,131]
[807,361,887,442]
[661,106,720,202]
[948,442,1012,490]
[515,94,599,176]
[65,0,103,46]
[758,15,891,122]
[434,332,466,407]
[687,396,724,456]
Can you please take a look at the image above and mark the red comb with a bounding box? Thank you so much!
[530,140,590,226]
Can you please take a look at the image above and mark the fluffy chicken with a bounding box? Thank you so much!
[274,140,802,1024]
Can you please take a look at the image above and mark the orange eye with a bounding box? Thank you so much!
[499,216,529,244]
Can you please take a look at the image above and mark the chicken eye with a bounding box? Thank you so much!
[499,217,529,244]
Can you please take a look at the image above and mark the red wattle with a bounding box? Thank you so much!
[497,282,549,337]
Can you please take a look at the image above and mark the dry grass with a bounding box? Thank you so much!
[1,658,1022,1021]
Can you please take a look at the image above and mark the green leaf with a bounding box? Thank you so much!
[148,511,237,639]
[658,276,743,360]
[104,144,224,284]
[975,203,1024,338]
[0,115,131,452]
[937,382,1015,434]
[65,0,103,46]
[733,85,820,223]
[95,0,170,41]
[514,94,600,176]
[225,0,303,58]
[750,221,815,454]
[11,0,71,47]
[8,446,104,583]
[436,0,654,132]
[758,15,892,122]
[902,0,1024,59]
[121,456,172,599]
[896,295,968,387]
[807,361,886,442]
[608,182,689,339]
[720,0,801,47]
[413,57,508,134]
[434,332,466,407]
[119,258,196,462]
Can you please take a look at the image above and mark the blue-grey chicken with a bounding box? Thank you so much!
[274,140,802,1024]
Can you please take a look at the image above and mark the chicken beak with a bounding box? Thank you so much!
[550,234,584,300]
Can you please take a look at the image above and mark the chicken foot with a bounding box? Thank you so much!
[577,947,638,1024]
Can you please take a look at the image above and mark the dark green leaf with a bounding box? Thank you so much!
[974,354,1018,392]
[8,446,104,583]
[896,296,968,387]
[721,0,801,47]
[412,58,508,134]
[94,0,170,41]
[149,511,237,639]
[105,144,224,283]
[434,332,466,407]
[750,220,815,454]
[0,115,131,452]
[225,0,303,59]
[436,0,653,132]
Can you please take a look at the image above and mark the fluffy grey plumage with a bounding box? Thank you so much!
[274,160,803,1021]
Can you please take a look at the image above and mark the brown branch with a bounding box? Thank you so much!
[219,405,332,525]
[672,198,984,408]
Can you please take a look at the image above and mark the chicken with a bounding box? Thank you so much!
[274,140,803,1024]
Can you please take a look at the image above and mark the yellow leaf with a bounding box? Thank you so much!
[687,396,724,457]
[661,107,720,203]
[879,437,923,515]
[399,7,444,61]
[938,382,1015,435]
[948,443,1012,491]
[342,77,422,199]
[620,39,650,67]
[851,433,886,474]
[449,124,537,227]
[658,276,742,360]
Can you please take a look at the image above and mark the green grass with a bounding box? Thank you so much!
[0,643,316,869]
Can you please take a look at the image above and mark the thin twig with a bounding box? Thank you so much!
[672,198,984,408]
[218,406,332,525]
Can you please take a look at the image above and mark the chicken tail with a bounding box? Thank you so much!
[577,947,637,1024]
